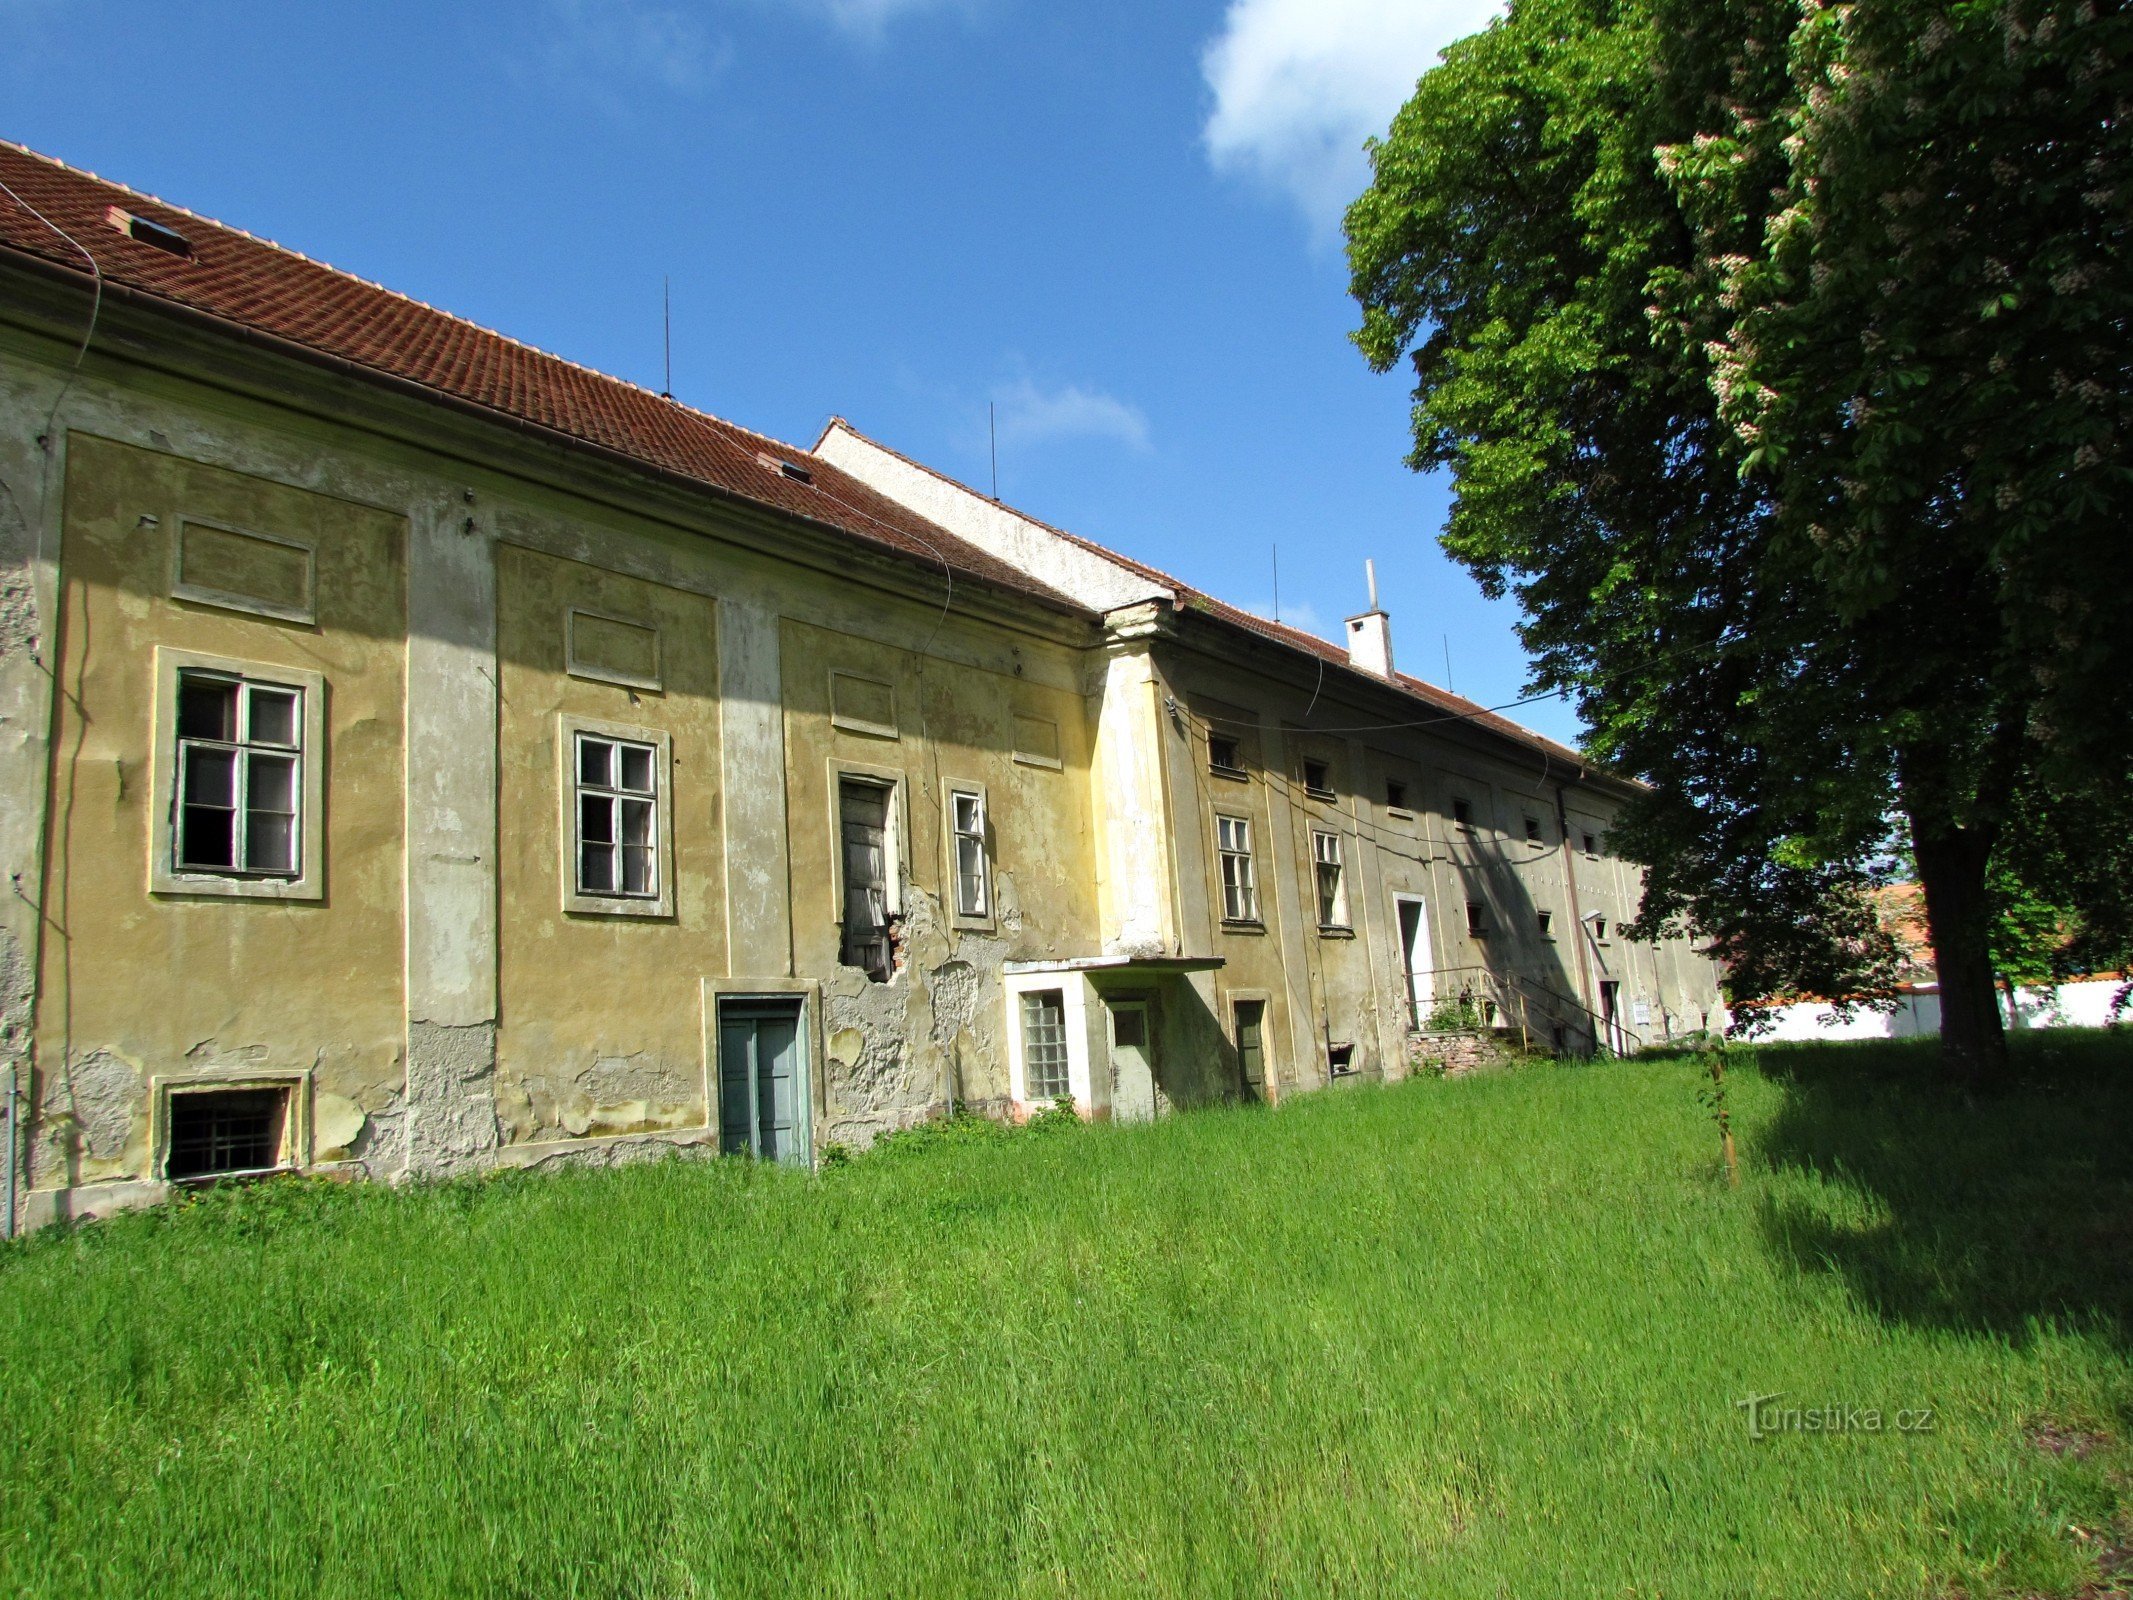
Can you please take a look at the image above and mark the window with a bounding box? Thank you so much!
[1592,914,1610,941]
[575,732,660,898]
[1217,815,1259,923]
[174,671,303,878]
[1302,758,1332,797]
[1021,989,1072,1101]
[1524,815,1543,844]
[166,1087,288,1180]
[1582,831,1599,857]
[1386,780,1408,811]
[949,788,989,919]
[1452,797,1473,830]
[1537,910,1554,939]
[153,649,325,900]
[840,777,897,981]
[1208,733,1242,774]
[1312,830,1347,927]
[1466,900,1487,938]
[1234,999,1267,1092]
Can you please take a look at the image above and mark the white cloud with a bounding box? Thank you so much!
[991,378,1152,454]
[1201,0,1501,234]
[537,0,730,100]
[763,0,982,41]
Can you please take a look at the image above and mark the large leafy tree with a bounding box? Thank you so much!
[1347,0,2131,1085]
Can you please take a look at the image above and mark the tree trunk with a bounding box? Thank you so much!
[1909,820,2009,1090]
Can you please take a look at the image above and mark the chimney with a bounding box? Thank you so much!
[1345,559,1395,679]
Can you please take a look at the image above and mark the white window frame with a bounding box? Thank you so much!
[150,647,326,901]
[945,782,993,929]
[1003,972,1094,1113]
[1215,813,1260,924]
[558,714,675,919]
[1311,828,1349,929]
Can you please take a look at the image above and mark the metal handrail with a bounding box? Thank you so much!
[1408,961,1646,1055]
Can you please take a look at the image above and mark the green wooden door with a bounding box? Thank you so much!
[718,999,808,1164]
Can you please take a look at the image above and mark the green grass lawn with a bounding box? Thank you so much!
[3,1033,2130,1598]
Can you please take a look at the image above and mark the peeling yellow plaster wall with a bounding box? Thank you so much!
[493,542,723,1144]
[778,616,1100,1136]
[34,434,408,1191]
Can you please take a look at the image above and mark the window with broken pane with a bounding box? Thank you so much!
[174,671,302,877]
[575,732,659,898]
[949,788,988,918]
[840,777,895,981]
[1312,829,1347,927]
[1217,814,1258,922]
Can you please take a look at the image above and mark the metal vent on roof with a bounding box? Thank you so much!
[104,206,192,259]
[755,451,813,485]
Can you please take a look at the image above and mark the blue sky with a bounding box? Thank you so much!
[0,0,1573,738]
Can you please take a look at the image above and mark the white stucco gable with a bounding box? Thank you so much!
[813,419,1174,614]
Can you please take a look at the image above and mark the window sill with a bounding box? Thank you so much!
[1208,764,1251,783]
[1220,918,1267,935]
[1317,924,1355,939]
[1303,787,1337,802]
[1384,807,1415,821]
[564,895,676,920]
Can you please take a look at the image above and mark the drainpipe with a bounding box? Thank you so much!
[2,1065,15,1239]
[1555,783,1599,1051]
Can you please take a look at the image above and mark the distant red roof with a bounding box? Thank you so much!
[0,141,1080,614]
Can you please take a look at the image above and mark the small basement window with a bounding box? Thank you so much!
[1302,758,1332,797]
[166,1087,288,1180]
[1208,733,1243,774]
[1328,1042,1357,1077]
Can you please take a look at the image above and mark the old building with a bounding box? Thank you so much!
[0,141,1723,1231]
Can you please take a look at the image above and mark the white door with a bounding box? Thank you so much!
[1108,1001,1156,1122]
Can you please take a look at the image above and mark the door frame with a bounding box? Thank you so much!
[701,976,827,1165]
[1392,893,1434,1029]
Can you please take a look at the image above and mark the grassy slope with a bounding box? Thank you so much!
[1,1035,2129,1599]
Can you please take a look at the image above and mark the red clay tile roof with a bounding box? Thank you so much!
[0,141,1083,615]
[817,417,1596,773]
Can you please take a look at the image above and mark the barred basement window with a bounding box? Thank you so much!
[949,788,989,918]
[1021,988,1071,1101]
[576,732,660,898]
[174,671,302,877]
[166,1087,288,1180]
[1312,829,1348,927]
[1217,815,1259,922]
